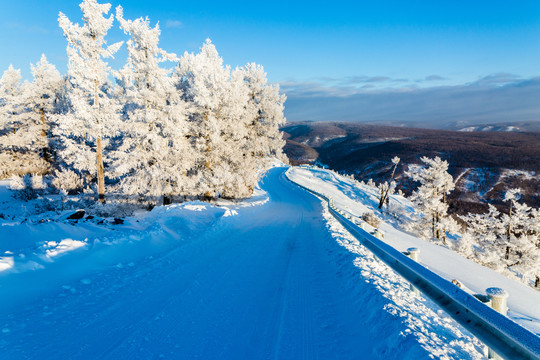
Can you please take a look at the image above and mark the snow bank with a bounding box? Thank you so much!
[287,166,540,335]
[0,183,269,278]
[44,239,87,258]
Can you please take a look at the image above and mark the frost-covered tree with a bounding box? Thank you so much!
[527,207,540,288]
[0,66,53,178]
[55,0,123,200]
[113,6,191,203]
[460,192,540,289]
[1,56,63,178]
[235,62,287,164]
[378,156,400,209]
[502,189,522,259]
[499,190,537,275]
[176,39,254,198]
[406,156,456,243]
[458,204,505,268]
[377,181,396,209]
[0,65,23,135]
[0,65,24,177]
[19,55,64,166]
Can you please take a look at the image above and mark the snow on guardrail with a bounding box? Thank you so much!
[285,167,540,360]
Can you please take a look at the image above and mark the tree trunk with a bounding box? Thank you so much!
[390,163,398,180]
[505,245,510,260]
[96,137,105,203]
[40,107,46,135]
[435,212,440,239]
[507,202,513,241]
[535,275,540,288]
[40,107,50,163]
[378,188,386,209]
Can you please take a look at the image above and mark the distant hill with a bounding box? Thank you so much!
[281,121,540,214]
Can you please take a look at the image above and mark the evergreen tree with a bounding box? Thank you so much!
[0,65,25,178]
[55,0,123,200]
[113,6,191,203]
[236,62,287,164]
[177,39,250,198]
[460,192,540,288]
[406,156,456,243]
[459,204,505,268]
[23,55,63,166]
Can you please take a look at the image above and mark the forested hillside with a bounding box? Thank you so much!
[282,121,540,214]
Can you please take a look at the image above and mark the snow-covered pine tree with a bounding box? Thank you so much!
[502,189,523,260]
[528,207,540,288]
[1,58,62,179]
[460,193,540,288]
[55,0,123,201]
[235,63,287,166]
[113,6,191,204]
[0,65,26,178]
[21,55,63,168]
[0,65,22,136]
[458,204,504,267]
[218,69,255,197]
[176,39,253,198]
[406,156,456,244]
[499,189,539,284]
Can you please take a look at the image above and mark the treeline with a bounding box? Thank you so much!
[0,0,286,204]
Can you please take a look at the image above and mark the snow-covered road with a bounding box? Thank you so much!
[0,167,476,359]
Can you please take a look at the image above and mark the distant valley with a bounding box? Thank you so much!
[282,121,540,215]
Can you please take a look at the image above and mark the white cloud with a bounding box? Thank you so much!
[282,76,540,128]
[165,20,183,29]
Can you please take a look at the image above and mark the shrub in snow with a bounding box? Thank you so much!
[31,174,46,190]
[10,175,26,190]
[52,170,83,193]
[362,211,381,228]
[10,175,40,200]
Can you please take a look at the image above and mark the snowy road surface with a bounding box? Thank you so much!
[0,167,476,359]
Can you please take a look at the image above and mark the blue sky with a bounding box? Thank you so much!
[1,0,539,127]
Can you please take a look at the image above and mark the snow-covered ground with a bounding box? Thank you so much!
[287,166,540,336]
[0,167,495,358]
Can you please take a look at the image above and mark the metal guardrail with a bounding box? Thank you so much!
[285,168,540,360]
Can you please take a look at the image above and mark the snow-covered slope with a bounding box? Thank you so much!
[0,167,489,359]
[287,166,540,336]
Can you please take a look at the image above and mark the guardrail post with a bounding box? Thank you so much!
[486,287,509,316]
[485,287,509,360]
[355,220,365,230]
[407,247,420,261]
[406,248,421,296]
